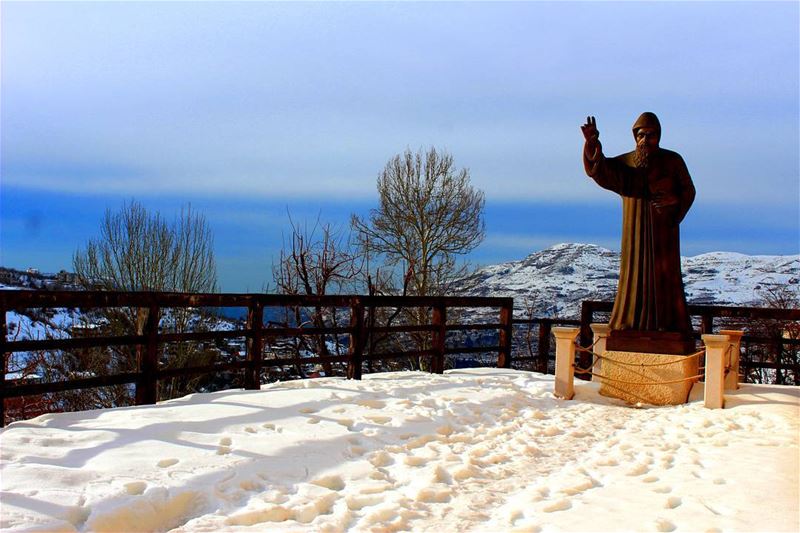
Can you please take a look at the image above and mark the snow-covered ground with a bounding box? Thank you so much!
[1,369,798,532]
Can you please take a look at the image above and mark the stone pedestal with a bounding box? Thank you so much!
[597,350,700,405]
[606,329,697,355]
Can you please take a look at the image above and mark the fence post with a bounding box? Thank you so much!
[553,327,579,400]
[703,334,730,409]
[1,305,6,427]
[245,300,264,390]
[366,303,375,374]
[135,304,160,405]
[497,300,513,369]
[589,323,611,382]
[719,329,743,390]
[579,301,594,351]
[536,320,552,374]
[431,303,446,374]
[701,312,714,335]
[347,298,365,380]
[773,336,785,385]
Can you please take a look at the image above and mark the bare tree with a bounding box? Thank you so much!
[72,200,219,402]
[745,284,799,385]
[352,147,485,297]
[73,201,217,293]
[272,214,362,376]
[273,214,361,297]
[351,147,485,369]
[716,283,799,385]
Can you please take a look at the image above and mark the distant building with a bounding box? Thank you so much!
[57,270,80,284]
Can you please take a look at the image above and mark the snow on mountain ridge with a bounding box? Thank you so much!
[460,243,799,318]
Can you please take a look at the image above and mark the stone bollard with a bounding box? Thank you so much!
[703,334,731,409]
[590,323,611,383]
[719,329,744,391]
[553,327,580,400]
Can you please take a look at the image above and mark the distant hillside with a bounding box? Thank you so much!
[3,244,798,322]
[457,243,800,318]
[0,266,81,291]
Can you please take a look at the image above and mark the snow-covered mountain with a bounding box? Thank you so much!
[3,244,798,326]
[458,243,800,318]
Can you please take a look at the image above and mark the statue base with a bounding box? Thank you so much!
[597,350,700,406]
[607,329,696,355]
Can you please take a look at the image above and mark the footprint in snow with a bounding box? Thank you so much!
[348,445,367,456]
[364,414,393,425]
[217,437,232,455]
[541,499,571,513]
[311,474,346,491]
[627,464,650,476]
[368,451,394,467]
[336,418,355,430]
[124,481,147,495]
[239,479,264,492]
[403,454,429,467]
[346,493,386,511]
[652,518,677,532]
[664,496,682,509]
[355,398,386,409]
[416,486,452,503]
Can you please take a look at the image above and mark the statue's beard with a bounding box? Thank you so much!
[635,144,656,168]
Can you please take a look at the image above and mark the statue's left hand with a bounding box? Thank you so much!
[651,192,679,210]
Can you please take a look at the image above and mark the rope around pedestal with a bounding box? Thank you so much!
[573,342,706,386]
[571,339,737,387]
[585,371,705,386]
[574,347,705,367]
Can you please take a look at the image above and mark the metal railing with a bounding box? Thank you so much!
[0,290,514,426]
[2,291,798,425]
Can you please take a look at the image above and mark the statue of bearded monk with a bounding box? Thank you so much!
[582,112,696,353]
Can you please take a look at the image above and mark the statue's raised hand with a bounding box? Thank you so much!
[581,116,599,142]
[582,116,601,160]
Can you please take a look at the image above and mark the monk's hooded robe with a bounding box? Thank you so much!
[583,112,695,334]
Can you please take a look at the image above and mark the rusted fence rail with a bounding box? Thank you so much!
[0,291,514,426]
[510,317,582,374]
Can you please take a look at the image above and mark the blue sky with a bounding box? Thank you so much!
[2,1,798,292]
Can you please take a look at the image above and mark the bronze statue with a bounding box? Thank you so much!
[582,113,696,354]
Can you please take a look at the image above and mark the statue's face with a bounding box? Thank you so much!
[635,127,659,154]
